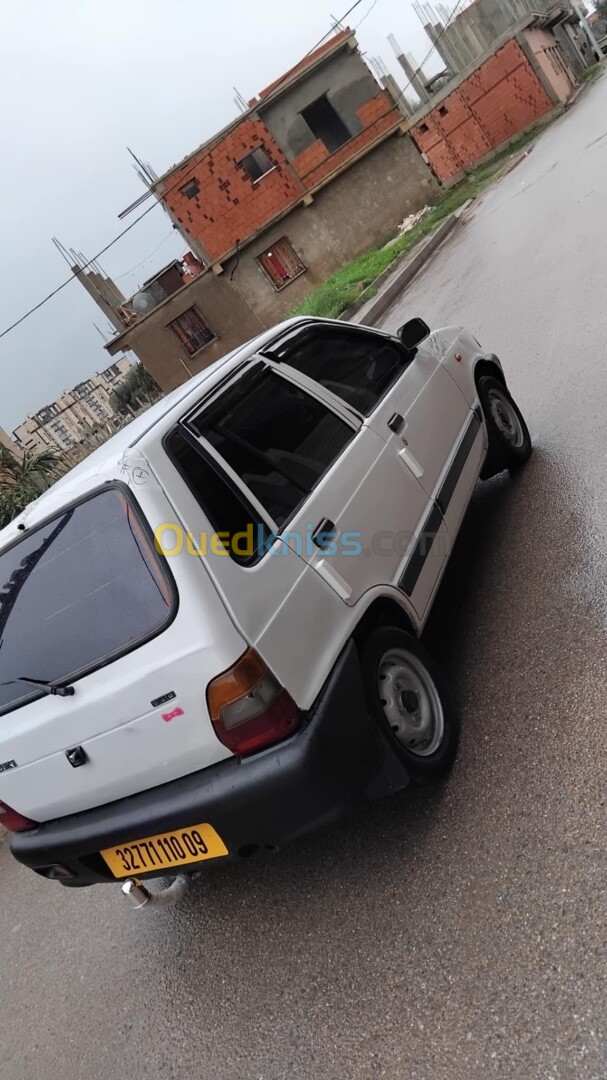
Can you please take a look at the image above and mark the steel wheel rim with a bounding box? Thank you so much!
[488,387,524,449]
[377,649,444,758]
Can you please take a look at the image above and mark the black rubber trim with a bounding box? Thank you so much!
[399,406,482,598]
[436,407,482,517]
[399,502,443,598]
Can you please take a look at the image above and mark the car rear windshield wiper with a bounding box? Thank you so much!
[16,676,75,698]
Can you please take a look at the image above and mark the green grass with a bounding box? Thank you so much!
[292,126,541,320]
[582,59,606,81]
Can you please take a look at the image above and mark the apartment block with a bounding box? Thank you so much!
[13,358,131,454]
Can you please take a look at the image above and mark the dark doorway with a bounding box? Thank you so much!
[300,95,351,153]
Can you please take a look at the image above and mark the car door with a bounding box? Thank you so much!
[183,356,450,619]
[266,322,472,508]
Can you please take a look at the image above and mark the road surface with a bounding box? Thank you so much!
[3,75,607,1080]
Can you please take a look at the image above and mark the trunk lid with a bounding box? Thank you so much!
[0,484,244,821]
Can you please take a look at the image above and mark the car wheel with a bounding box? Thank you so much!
[360,627,459,784]
[478,375,532,479]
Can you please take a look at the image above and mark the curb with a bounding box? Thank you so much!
[343,200,473,327]
[564,80,591,110]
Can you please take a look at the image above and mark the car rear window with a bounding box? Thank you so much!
[0,486,174,714]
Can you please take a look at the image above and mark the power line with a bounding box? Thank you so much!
[0,0,369,345]
[355,0,380,30]
[116,231,176,280]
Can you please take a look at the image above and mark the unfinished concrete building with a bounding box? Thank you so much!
[412,0,597,78]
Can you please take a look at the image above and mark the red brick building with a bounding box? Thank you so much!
[410,19,577,184]
[152,30,409,269]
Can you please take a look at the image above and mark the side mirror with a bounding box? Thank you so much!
[398,318,431,354]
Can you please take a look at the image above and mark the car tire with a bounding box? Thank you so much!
[478,375,532,479]
[360,627,459,785]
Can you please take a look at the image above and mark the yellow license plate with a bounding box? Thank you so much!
[100,822,228,878]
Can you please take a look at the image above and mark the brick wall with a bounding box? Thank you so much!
[158,92,401,264]
[410,39,554,183]
[158,117,303,263]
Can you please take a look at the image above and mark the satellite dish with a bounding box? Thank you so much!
[132,290,157,314]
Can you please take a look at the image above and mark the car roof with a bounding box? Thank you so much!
[0,316,353,541]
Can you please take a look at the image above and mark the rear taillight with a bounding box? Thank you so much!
[207,649,300,755]
[0,800,36,833]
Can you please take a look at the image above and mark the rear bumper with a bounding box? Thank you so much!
[10,642,411,886]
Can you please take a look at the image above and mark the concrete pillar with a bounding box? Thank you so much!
[422,22,459,72]
[451,19,485,65]
[395,51,431,103]
[71,267,126,333]
[381,73,413,116]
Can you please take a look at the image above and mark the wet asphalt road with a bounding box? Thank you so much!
[3,76,607,1080]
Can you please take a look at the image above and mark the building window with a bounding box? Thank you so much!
[300,95,351,153]
[180,179,200,199]
[168,307,215,356]
[419,122,430,134]
[240,147,274,182]
[438,105,448,117]
[257,238,305,291]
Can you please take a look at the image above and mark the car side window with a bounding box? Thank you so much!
[189,365,355,529]
[165,429,271,567]
[271,329,407,416]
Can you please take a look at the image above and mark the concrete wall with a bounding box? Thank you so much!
[106,270,267,393]
[107,132,438,390]
[410,38,555,183]
[449,0,541,52]
[227,132,438,325]
[259,48,378,158]
[522,27,575,103]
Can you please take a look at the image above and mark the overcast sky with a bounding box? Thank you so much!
[0,0,444,432]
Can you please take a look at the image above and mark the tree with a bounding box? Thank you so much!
[595,0,607,19]
[132,363,162,405]
[109,363,162,415]
[0,447,62,529]
[0,447,61,491]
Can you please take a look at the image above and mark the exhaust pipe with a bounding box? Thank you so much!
[121,874,190,910]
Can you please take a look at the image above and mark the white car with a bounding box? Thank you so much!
[0,316,531,890]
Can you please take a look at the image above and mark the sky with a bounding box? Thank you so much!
[0,0,446,432]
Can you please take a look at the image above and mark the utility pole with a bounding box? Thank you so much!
[570,0,603,61]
